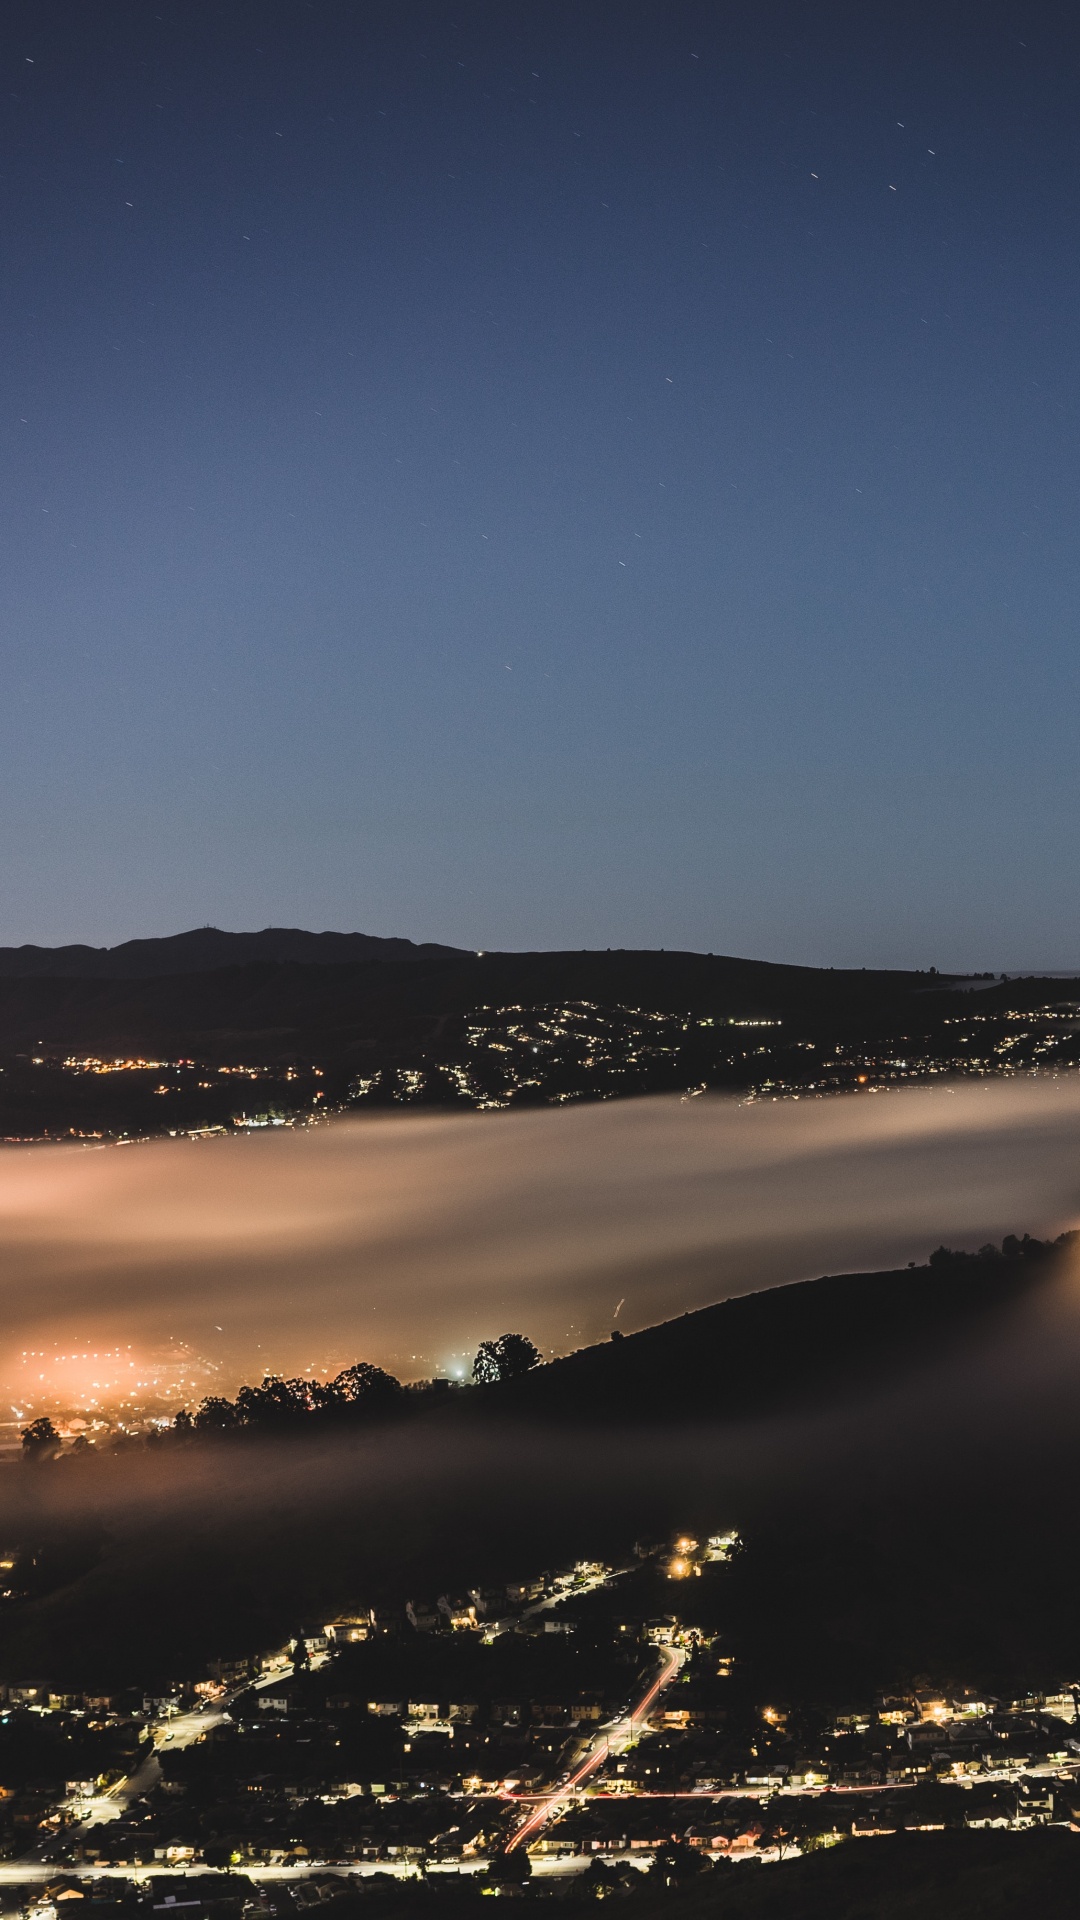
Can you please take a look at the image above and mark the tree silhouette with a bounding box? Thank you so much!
[473,1333,541,1384]
[21,1415,60,1462]
[486,1847,532,1886]
[193,1395,241,1433]
[650,1841,709,1885]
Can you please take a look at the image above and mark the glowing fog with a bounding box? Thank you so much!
[0,1078,1077,1408]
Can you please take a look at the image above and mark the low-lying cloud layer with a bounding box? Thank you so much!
[0,1079,1078,1395]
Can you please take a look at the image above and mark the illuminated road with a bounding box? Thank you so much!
[483,1567,625,1643]
[0,1860,610,1887]
[69,1701,232,1832]
[0,1863,432,1887]
[26,1664,299,1866]
[96,1665,300,1819]
[505,1644,684,1853]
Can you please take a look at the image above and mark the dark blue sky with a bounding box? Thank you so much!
[2,1,1077,966]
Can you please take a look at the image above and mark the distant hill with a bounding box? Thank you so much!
[0,936,1075,1131]
[0,925,464,979]
[0,943,949,1056]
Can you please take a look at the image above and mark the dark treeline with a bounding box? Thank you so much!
[20,1334,543,1458]
[926,1231,1071,1268]
[181,1331,541,1439]
[187,1360,411,1436]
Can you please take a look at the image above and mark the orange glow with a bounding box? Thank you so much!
[9,1343,211,1419]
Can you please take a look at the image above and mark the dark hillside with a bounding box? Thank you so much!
[482,1237,1069,1425]
[621,1829,1080,1920]
[156,1241,1068,1449]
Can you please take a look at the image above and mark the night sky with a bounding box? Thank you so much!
[2,2,1077,967]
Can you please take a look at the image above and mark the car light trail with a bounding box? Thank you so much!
[505,1646,682,1853]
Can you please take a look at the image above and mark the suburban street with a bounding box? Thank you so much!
[506,1643,685,1852]
[24,1666,297,1869]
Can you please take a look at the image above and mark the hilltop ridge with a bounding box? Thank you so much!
[0,925,463,978]
[478,1235,1070,1425]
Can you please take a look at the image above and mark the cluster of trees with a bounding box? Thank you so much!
[21,1415,62,1461]
[183,1333,542,1435]
[185,1360,407,1435]
[472,1332,541,1384]
[20,1332,543,1456]
[928,1231,1077,1268]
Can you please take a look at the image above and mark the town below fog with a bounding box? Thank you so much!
[0,1530,1078,1915]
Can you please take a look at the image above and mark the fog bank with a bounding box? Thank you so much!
[0,1080,1078,1393]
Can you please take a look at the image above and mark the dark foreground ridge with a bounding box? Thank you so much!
[475,1234,1071,1426]
[627,1828,1080,1920]
[74,1232,1064,1444]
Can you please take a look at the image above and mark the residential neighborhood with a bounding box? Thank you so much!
[0,1532,1078,1913]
